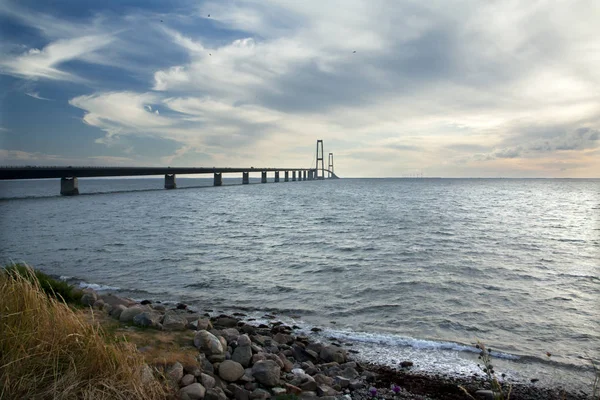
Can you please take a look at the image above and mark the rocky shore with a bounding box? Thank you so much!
[81,290,594,400]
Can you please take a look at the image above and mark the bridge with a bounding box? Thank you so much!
[0,140,338,195]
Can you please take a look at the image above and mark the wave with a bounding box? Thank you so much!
[78,281,120,291]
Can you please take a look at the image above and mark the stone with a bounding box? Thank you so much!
[337,367,358,379]
[251,354,267,364]
[179,383,206,400]
[119,306,145,323]
[140,364,155,385]
[213,316,239,328]
[205,387,227,400]
[109,304,127,319]
[221,328,240,343]
[92,299,105,309]
[237,334,252,347]
[219,360,245,382]
[348,380,364,390]
[251,360,281,387]
[194,330,224,356]
[200,373,216,389]
[300,379,317,392]
[475,390,499,400]
[400,360,414,368]
[181,374,196,387]
[190,318,213,331]
[133,311,162,328]
[316,384,338,397]
[199,355,214,374]
[232,384,251,400]
[314,374,333,386]
[250,388,271,399]
[271,387,286,396]
[163,311,189,330]
[100,293,136,308]
[319,346,346,364]
[273,333,293,345]
[265,354,284,369]
[284,383,302,395]
[152,303,166,312]
[167,362,184,384]
[80,291,98,306]
[232,345,253,368]
[333,376,350,388]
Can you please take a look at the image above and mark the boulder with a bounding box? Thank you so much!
[205,387,227,400]
[163,311,188,330]
[250,388,271,399]
[251,360,280,387]
[221,328,240,343]
[181,374,196,387]
[92,299,105,310]
[179,383,206,400]
[237,334,251,347]
[200,373,216,389]
[194,330,224,356]
[219,360,245,382]
[80,291,98,306]
[109,304,127,319]
[230,384,251,400]
[284,383,302,395]
[151,303,166,312]
[319,346,347,364]
[119,306,145,323]
[232,345,253,368]
[272,333,293,345]
[140,364,155,385]
[213,316,239,328]
[167,362,184,384]
[133,311,162,328]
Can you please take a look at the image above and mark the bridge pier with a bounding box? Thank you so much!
[214,172,222,186]
[60,177,79,196]
[284,171,289,182]
[164,174,176,189]
[303,170,307,181]
[274,171,280,182]
[292,171,296,181]
[261,171,267,183]
[242,172,249,184]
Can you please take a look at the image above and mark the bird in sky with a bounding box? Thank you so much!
[208,14,211,17]
[353,51,356,53]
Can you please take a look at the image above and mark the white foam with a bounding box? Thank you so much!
[78,281,120,291]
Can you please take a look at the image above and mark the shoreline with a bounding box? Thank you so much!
[78,285,595,400]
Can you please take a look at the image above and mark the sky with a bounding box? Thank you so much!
[1,0,599,178]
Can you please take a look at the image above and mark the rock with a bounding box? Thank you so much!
[337,367,358,379]
[250,388,271,399]
[140,364,155,385]
[400,360,413,368]
[316,384,338,397]
[284,383,302,395]
[271,387,286,396]
[179,383,206,400]
[133,311,162,328]
[80,291,98,306]
[251,360,281,387]
[333,376,350,388]
[213,316,239,328]
[194,330,224,356]
[314,374,333,386]
[176,302,188,310]
[265,354,284,369]
[237,334,251,347]
[273,333,293,345]
[163,311,188,330]
[151,303,166,312]
[475,390,498,400]
[231,384,251,400]
[181,374,196,387]
[205,387,227,400]
[251,354,267,364]
[197,373,214,389]
[119,306,145,323]
[100,293,136,308]
[232,345,253,368]
[319,346,346,364]
[92,299,105,309]
[221,328,240,343]
[199,355,214,375]
[219,360,245,382]
[167,362,184,384]
[300,380,317,392]
[348,380,364,390]
[109,304,127,319]
[190,318,213,331]
[140,299,152,305]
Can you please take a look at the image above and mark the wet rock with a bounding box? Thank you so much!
[400,360,414,368]
[219,360,245,382]
[251,360,281,387]
[179,383,206,400]
[214,316,239,328]
[320,346,347,364]
[152,303,166,312]
[140,299,152,305]
[176,302,188,310]
[194,330,224,356]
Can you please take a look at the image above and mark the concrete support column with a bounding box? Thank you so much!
[292,171,296,181]
[164,174,176,190]
[242,172,249,184]
[214,172,223,186]
[60,177,79,196]
[284,171,289,182]
[274,171,280,182]
[303,170,307,181]
[309,170,314,180]
[261,171,267,183]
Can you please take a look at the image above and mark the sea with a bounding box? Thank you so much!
[1,177,598,393]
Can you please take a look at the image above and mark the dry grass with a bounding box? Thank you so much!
[0,265,168,400]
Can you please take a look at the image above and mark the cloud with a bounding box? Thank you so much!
[25,91,52,101]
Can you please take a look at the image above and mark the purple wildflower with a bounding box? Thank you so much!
[391,384,401,394]
[368,386,377,397]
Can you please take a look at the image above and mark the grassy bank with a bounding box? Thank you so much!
[0,264,166,399]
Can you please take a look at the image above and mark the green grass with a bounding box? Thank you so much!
[3,262,83,304]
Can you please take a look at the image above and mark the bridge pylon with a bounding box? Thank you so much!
[328,153,334,178]
[316,140,325,180]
